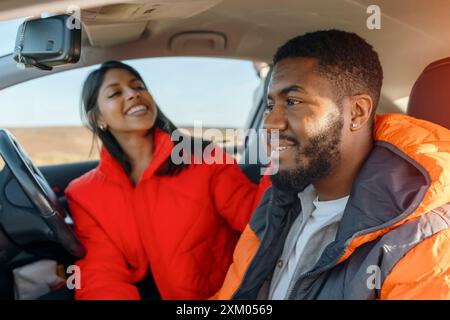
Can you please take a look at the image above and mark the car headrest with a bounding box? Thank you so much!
[407,57,450,129]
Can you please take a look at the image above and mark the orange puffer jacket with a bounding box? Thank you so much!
[65,128,270,300]
[213,114,450,300]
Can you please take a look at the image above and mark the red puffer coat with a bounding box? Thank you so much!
[65,128,270,300]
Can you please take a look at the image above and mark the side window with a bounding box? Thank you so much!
[0,57,263,165]
[1,65,99,165]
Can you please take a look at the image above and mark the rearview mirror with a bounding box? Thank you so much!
[13,14,81,71]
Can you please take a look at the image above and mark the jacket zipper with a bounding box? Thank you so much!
[286,249,346,300]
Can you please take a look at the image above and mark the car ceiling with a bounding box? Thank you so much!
[1,0,450,114]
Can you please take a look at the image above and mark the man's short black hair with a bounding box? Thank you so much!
[273,29,383,112]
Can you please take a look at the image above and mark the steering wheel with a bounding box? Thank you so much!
[0,129,85,259]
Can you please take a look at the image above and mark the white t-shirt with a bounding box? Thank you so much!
[270,187,349,300]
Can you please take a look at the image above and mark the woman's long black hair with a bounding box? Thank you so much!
[81,60,208,177]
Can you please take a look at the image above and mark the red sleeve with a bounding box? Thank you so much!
[211,151,272,232]
[67,196,140,300]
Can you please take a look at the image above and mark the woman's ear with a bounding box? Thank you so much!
[87,110,96,127]
[88,109,107,131]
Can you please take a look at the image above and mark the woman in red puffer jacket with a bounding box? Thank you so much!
[65,61,271,300]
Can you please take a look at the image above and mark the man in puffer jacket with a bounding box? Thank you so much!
[213,30,450,300]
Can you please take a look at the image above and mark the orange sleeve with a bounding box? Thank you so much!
[210,224,261,300]
[380,229,450,300]
[67,198,141,300]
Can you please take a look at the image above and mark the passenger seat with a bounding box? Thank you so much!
[407,57,450,129]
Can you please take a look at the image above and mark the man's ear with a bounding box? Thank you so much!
[349,94,374,131]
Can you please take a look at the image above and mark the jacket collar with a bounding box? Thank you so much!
[98,127,174,187]
[333,113,450,262]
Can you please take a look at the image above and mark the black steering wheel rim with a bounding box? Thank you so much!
[0,129,85,259]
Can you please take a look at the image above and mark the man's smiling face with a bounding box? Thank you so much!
[264,57,345,192]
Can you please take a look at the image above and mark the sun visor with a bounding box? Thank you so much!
[83,0,223,47]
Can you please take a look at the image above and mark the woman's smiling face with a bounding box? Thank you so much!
[96,68,158,135]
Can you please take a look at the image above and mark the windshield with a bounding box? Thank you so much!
[0,17,27,57]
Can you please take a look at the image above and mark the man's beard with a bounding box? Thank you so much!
[270,111,344,193]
